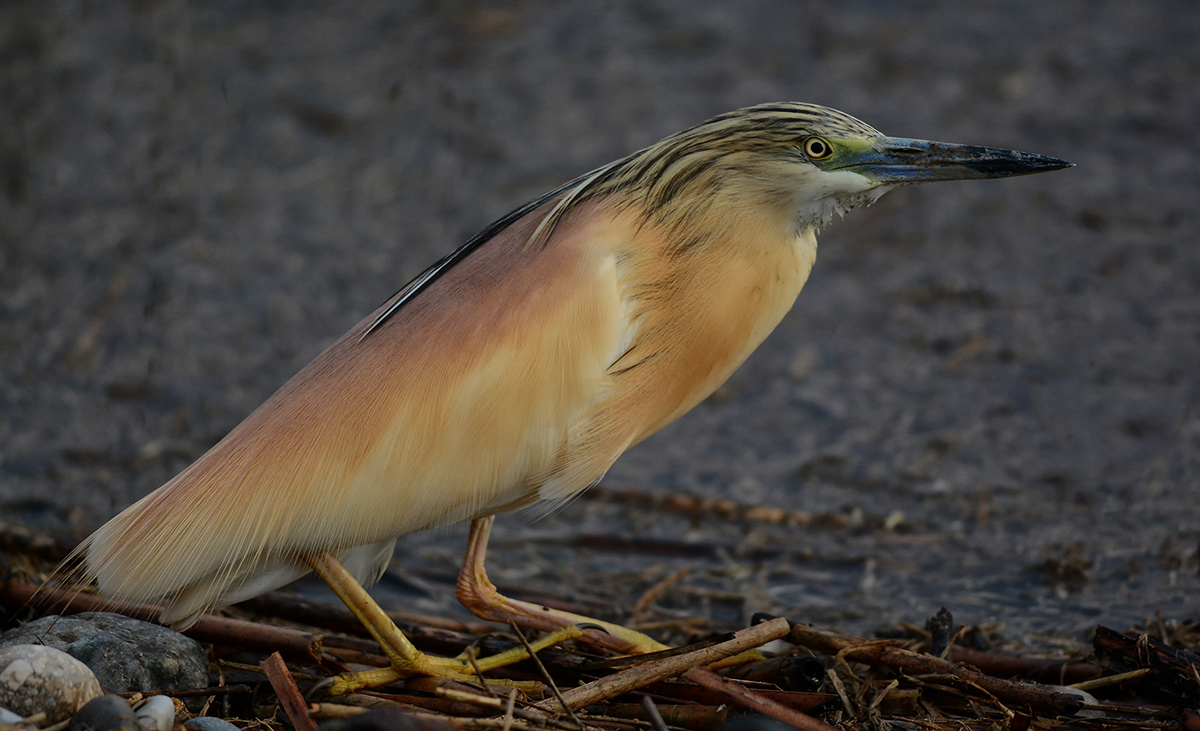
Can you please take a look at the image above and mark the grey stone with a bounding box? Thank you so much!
[0,613,208,694]
[69,694,138,731]
[0,644,102,723]
[183,717,240,731]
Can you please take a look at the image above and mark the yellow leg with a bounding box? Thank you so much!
[305,552,584,694]
[455,516,669,655]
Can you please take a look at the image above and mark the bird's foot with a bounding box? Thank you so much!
[571,619,670,655]
[323,624,587,695]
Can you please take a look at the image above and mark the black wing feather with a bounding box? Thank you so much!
[358,179,580,341]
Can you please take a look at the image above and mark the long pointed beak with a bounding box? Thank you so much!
[840,136,1074,183]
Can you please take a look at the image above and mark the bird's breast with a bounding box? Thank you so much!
[606,216,819,445]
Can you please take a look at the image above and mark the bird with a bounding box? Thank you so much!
[65,102,1071,693]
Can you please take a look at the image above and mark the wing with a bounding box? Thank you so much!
[82,193,643,625]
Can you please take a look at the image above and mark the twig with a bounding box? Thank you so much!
[464,646,500,698]
[641,681,832,713]
[867,679,899,713]
[684,666,838,731]
[638,696,669,731]
[1094,625,1200,699]
[585,632,747,671]
[433,688,584,731]
[35,718,69,731]
[630,568,691,623]
[6,580,324,662]
[603,702,729,730]
[509,622,582,728]
[787,623,1083,716]
[1070,667,1153,691]
[311,702,469,728]
[948,647,1102,684]
[262,652,317,731]
[502,688,517,731]
[824,668,854,717]
[535,616,790,713]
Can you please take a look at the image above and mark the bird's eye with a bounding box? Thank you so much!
[802,137,833,160]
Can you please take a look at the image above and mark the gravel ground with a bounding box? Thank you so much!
[2,1,1198,642]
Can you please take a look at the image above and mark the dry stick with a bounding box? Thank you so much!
[5,580,325,662]
[638,696,669,731]
[603,702,729,729]
[262,652,317,731]
[312,702,469,729]
[824,668,853,717]
[629,568,691,623]
[642,681,831,713]
[360,687,504,717]
[502,688,518,731]
[948,647,1102,684]
[535,616,790,713]
[508,622,583,728]
[866,679,899,714]
[787,624,1083,717]
[585,635,729,671]
[1094,625,1200,697]
[464,646,500,699]
[684,666,839,731]
[435,688,587,731]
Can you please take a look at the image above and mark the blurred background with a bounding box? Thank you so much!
[2,0,1198,642]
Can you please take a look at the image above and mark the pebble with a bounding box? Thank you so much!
[0,644,102,723]
[182,716,241,731]
[68,694,138,731]
[134,694,177,731]
[0,612,208,695]
[1051,685,1104,718]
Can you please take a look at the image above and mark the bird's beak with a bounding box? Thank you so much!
[838,136,1073,183]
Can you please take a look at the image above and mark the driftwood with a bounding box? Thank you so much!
[1094,625,1200,700]
[682,666,837,731]
[263,652,317,731]
[534,617,791,712]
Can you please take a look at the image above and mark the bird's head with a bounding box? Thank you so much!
[602,102,1073,234]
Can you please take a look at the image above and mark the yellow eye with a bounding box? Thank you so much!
[803,137,833,160]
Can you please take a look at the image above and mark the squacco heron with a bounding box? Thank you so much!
[69,103,1070,693]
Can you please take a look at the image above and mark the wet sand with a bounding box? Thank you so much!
[2,1,1198,641]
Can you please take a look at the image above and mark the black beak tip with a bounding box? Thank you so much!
[988,151,1075,177]
[1046,156,1075,171]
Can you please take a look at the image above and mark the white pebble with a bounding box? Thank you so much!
[0,645,102,723]
[0,706,23,724]
[135,694,177,731]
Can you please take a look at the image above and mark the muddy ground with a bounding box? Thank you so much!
[2,1,1198,644]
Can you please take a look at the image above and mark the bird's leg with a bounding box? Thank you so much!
[456,516,669,655]
[304,552,585,694]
